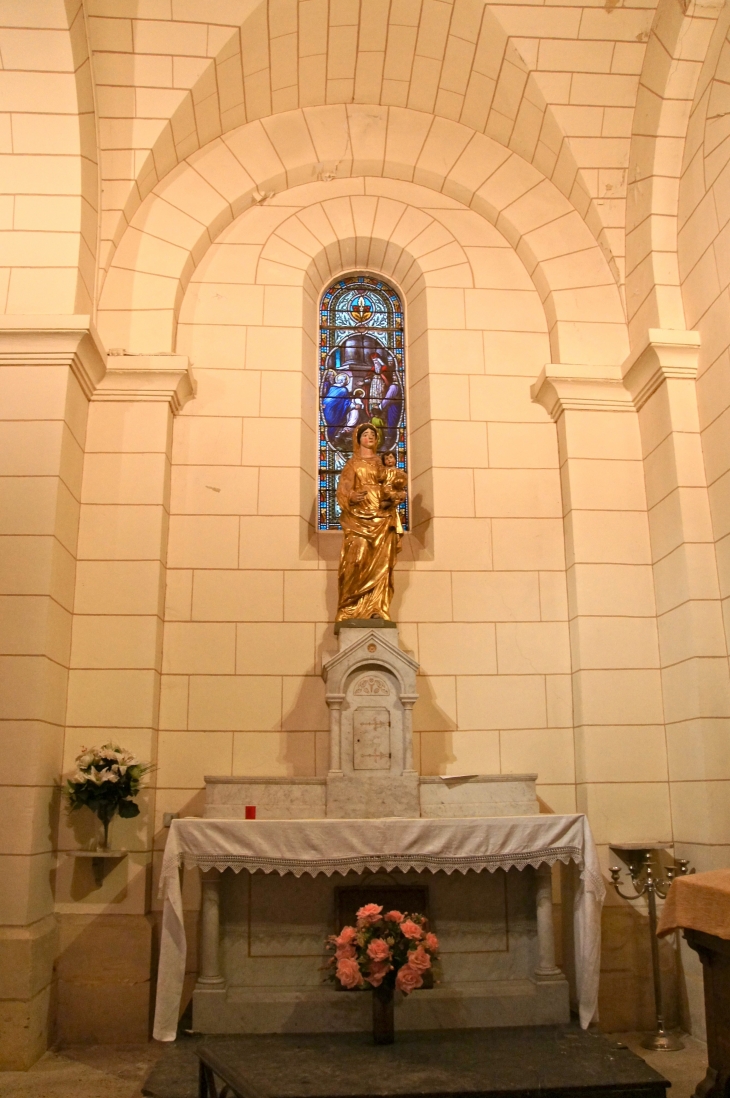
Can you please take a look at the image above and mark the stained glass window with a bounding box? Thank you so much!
[318,273,408,531]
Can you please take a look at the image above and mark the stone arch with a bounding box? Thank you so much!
[0,2,99,315]
[97,105,626,369]
[678,3,730,313]
[98,0,606,282]
[625,0,724,347]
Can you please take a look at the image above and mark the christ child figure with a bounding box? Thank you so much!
[381,450,407,537]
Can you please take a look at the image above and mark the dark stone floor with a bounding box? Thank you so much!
[142,1025,669,1098]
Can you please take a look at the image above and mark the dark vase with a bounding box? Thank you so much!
[372,982,394,1044]
[97,805,115,850]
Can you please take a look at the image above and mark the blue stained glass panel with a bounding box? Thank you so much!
[318,273,408,531]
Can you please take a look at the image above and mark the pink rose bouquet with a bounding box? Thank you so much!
[326,905,439,994]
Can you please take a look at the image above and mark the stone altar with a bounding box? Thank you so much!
[192,623,570,1036]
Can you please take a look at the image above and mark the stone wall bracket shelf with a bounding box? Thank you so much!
[68,850,128,888]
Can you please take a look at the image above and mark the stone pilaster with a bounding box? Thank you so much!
[0,317,105,1068]
[623,331,730,873]
[56,353,194,1044]
[531,366,668,847]
[532,364,670,1029]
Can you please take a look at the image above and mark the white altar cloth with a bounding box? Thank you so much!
[153,814,605,1041]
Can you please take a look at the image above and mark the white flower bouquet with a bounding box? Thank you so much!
[65,743,151,849]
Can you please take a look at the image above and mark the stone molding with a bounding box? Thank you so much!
[0,315,107,399]
[0,320,195,413]
[530,363,634,421]
[621,329,701,411]
[94,353,195,413]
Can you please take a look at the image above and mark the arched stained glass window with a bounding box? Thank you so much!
[318,273,408,531]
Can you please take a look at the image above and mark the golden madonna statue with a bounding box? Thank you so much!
[335,424,407,622]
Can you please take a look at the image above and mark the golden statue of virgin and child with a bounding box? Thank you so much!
[335,423,407,622]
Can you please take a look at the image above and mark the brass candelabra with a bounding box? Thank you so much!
[609,849,692,1052]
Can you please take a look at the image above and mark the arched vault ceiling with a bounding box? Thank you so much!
[90,0,660,293]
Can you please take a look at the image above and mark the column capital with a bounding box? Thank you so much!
[622,329,700,410]
[530,363,633,421]
[94,352,195,413]
[0,314,106,398]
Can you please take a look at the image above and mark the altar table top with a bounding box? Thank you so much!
[657,869,730,940]
[153,814,605,1042]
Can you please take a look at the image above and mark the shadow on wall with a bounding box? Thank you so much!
[599,891,681,1033]
[557,861,681,1033]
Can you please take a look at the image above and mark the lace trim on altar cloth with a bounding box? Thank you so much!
[171,844,592,883]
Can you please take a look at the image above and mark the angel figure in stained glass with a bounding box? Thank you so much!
[322,371,351,431]
[381,376,401,428]
[345,389,366,430]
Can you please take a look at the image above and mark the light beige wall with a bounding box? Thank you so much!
[91,106,629,855]
[85,0,658,302]
[0,2,104,1064]
[0,319,104,1069]
[676,8,730,874]
[160,175,573,813]
[0,0,98,315]
[52,354,193,1044]
[625,0,722,344]
[94,105,628,368]
[6,0,730,1066]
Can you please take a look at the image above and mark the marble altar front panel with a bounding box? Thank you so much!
[192,865,568,1033]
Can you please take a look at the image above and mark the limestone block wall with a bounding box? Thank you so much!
[0,319,105,1069]
[676,7,730,876]
[6,0,730,1067]
[53,356,193,1045]
[160,176,573,813]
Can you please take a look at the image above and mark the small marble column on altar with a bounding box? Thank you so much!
[196,870,225,991]
[534,863,563,981]
[328,693,344,775]
[401,694,419,774]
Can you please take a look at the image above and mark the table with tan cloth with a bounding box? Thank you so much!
[152,813,606,1042]
[657,869,730,1098]
[657,869,730,940]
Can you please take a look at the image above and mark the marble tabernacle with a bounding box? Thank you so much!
[194,624,569,1035]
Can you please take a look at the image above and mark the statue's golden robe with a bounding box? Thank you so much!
[335,455,402,621]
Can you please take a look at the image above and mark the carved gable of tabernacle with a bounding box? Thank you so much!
[321,628,418,698]
[322,627,420,818]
